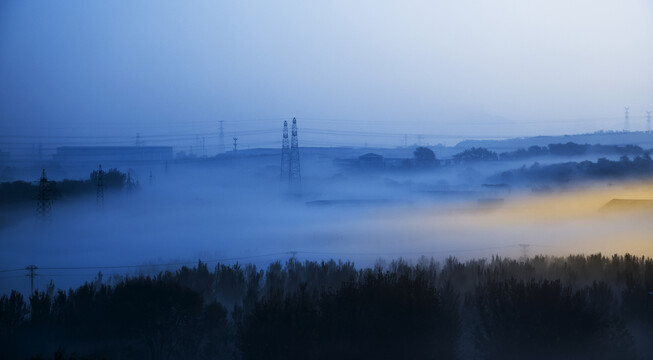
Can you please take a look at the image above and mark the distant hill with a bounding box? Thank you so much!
[456,131,653,152]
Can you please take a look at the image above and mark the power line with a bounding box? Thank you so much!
[0,243,556,275]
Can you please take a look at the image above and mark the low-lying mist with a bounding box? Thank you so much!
[2,157,653,295]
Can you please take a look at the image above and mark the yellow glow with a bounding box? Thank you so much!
[360,181,653,259]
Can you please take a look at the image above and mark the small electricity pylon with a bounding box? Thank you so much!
[281,120,290,181]
[218,120,225,153]
[624,106,630,132]
[125,170,137,194]
[518,243,531,259]
[233,137,238,152]
[36,169,52,219]
[96,164,104,207]
[289,117,301,186]
[26,265,38,293]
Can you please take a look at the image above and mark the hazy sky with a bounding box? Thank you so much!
[1,0,652,149]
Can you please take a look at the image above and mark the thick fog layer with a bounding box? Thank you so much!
[2,152,653,294]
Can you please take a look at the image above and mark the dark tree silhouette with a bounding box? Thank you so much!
[413,146,437,167]
[473,278,636,360]
[453,147,498,162]
[2,255,652,359]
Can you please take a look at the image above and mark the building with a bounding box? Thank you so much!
[358,153,385,170]
[53,146,173,166]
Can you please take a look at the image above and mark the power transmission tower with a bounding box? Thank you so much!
[26,265,38,293]
[233,137,238,152]
[624,107,630,132]
[126,172,133,194]
[289,117,301,186]
[36,169,52,219]
[647,111,651,133]
[218,120,225,153]
[280,120,290,181]
[96,164,104,207]
[518,243,530,259]
[125,170,137,194]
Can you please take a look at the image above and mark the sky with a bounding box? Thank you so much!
[1,0,652,151]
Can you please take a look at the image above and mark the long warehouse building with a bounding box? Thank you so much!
[53,146,173,165]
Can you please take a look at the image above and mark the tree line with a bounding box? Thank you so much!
[1,253,652,359]
[0,169,128,208]
[450,143,646,163]
[491,154,653,184]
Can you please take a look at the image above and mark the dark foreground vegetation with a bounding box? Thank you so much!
[2,254,652,360]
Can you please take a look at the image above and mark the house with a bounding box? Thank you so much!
[358,153,385,170]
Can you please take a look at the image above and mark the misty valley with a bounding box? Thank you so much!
[2,132,653,359]
[3,1,653,358]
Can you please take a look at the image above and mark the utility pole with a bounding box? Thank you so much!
[26,265,38,293]
[233,137,238,152]
[518,243,530,259]
[281,120,290,181]
[96,164,104,207]
[36,169,52,219]
[125,169,137,194]
[218,120,225,154]
[647,111,651,133]
[624,107,630,132]
[126,172,134,194]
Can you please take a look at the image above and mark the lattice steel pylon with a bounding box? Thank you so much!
[281,120,290,181]
[218,120,225,153]
[126,170,137,194]
[289,117,301,186]
[96,164,104,207]
[36,169,52,218]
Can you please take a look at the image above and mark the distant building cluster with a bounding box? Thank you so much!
[334,150,443,172]
[53,146,173,165]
